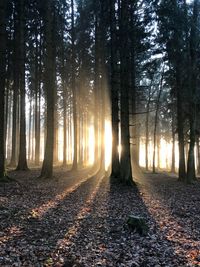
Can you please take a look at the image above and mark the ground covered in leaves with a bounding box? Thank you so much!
[0,167,200,267]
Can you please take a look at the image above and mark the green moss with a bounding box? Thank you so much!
[127,215,148,236]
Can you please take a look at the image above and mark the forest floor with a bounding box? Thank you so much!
[0,167,200,267]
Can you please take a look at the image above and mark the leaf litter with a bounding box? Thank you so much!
[0,168,200,266]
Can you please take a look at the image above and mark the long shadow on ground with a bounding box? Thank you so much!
[0,167,197,266]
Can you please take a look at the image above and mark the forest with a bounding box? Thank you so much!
[0,0,200,266]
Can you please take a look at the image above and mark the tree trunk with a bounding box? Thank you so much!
[0,0,7,179]
[152,71,163,173]
[40,0,55,178]
[119,0,133,184]
[176,70,186,181]
[110,0,120,178]
[34,28,40,166]
[171,114,176,173]
[145,86,152,171]
[186,0,199,182]
[28,97,32,161]
[16,0,28,171]
[196,136,200,174]
[71,0,78,171]
[94,9,100,169]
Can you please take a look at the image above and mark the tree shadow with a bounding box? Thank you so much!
[1,167,197,266]
[0,170,103,266]
[133,167,200,266]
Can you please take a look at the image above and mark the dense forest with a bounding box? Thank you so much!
[1,0,200,266]
[1,0,200,182]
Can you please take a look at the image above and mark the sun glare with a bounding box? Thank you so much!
[139,138,180,170]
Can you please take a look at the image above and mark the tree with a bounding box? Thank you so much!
[71,0,78,171]
[110,0,120,179]
[0,0,7,179]
[157,0,187,181]
[16,0,28,171]
[186,0,200,182]
[153,66,164,173]
[119,0,133,184]
[40,0,55,178]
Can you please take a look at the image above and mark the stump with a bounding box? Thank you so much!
[127,215,148,235]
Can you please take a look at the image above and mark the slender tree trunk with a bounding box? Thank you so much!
[40,0,55,178]
[145,87,152,171]
[0,0,7,178]
[99,1,107,172]
[53,97,58,163]
[186,0,199,182]
[34,28,40,166]
[152,72,163,173]
[94,9,100,169]
[129,2,139,165]
[35,27,42,166]
[100,76,105,172]
[63,88,67,167]
[9,4,19,167]
[28,97,32,161]
[196,136,200,174]
[4,71,10,160]
[110,0,120,178]
[61,17,67,167]
[16,0,28,171]
[157,131,160,169]
[9,79,19,166]
[71,0,78,171]
[171,114,176,173]
[176,79,186,181]
[119,0,133,184]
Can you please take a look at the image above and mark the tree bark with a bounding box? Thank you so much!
[171,111,176,173]
[16,0,28,171]
[0,0,7,178]
[119,0,133,184]
[186,0,199,182]
[40,0,55,178]
[152,71,163,173]
[110,0,120,178]
[71,0,78,171]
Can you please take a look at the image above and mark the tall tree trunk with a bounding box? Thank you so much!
[94,8,100,169]
[186,0,199,182]
[0,0,7,178]
[130,2,139,166]
[71,0,78,171]
[152,72,163,173]
[53,96,58,163]
[110,0,120,178]
[145,85,152,171]
[99,1,107,172]
[34,28,40,166]
[40,0,55,178]
[119,0,133,184]
[9,71,19,166]
[28,97,32,161]
[171,112,176,173]
[35,31,42,166]
[196,136,200,174]
[176,69,186,181]
[9,4,19,166]
[157,131,160,169]
[16,0,28,171]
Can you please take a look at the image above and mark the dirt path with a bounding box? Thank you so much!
[0,168,200,266]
